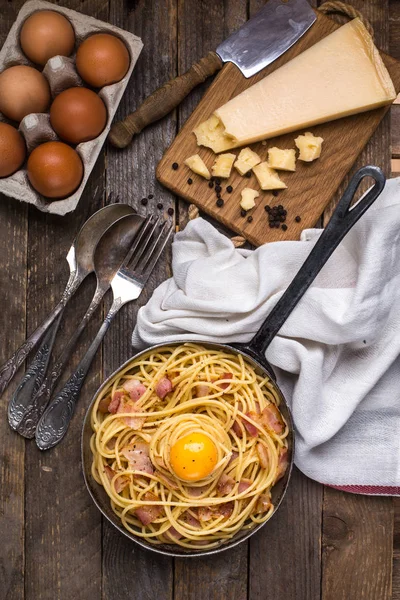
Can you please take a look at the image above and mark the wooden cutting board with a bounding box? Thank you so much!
[157,10,400,246]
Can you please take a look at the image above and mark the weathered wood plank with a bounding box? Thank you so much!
[0,4,28,599]
[392,497,400,600]
[391,105,400,158]
[23,1,108,597]
[102,1,176,598]
[321,3,394,600]
[173,2,249,598]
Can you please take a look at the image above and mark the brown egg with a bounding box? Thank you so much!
[20,10,75,66]
[27,141,83,198]
[76,33,130,88]
[0,123,26,177]
[0,66,50,123]
[50,87,107,145]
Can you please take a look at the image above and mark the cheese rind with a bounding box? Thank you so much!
[253,163,287,190]
[240,188,259,211]
[295,132,324,162]
[268,147,296,171]
[195,19,396,152]
[234,147,261,175]
[211,153,236,178]
[184,154,211,179]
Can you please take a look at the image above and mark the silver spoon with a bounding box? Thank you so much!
[6,201,135,430]
[16,212,145,438]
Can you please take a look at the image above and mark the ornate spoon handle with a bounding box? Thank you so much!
[8,312,64,430]
[17,286,106,439]
[0,273,81,397]
[35,298,122,451]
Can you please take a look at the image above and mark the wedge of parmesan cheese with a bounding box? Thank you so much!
[295,132,324,162]
[267,147,296,171]
[253,163,287,190]
[240,188,259,211]
[184,154,211,179]
[234,147,261,175]
[211,153,236,178]
[194,19,396,152]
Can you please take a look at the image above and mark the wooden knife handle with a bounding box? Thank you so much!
[108,51,223,148]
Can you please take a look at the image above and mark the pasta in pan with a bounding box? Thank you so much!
[90,343,289,550]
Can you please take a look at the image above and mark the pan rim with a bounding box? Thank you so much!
[81,339,295,558]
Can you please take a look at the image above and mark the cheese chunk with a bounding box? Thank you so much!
[193,115,234,153]
[194,19,396,152]
[234,147,261,175]
[211,153,236,178]
[184,154,211,180]
[295,132,324,162]
[268,147,296,171]
[253,163,287,190]
[240,188,259,211]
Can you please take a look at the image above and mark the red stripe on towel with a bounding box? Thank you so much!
[327,484,400,496]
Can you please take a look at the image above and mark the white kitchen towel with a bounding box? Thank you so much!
[132,178,400,494]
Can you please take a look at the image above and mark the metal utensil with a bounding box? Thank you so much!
[109,0,316,148]
[36,215,173,450]
[82,166,385,557]
[16,213,145,438]
[6,201,135,430]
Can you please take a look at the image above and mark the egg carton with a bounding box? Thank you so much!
[0,0,143,215]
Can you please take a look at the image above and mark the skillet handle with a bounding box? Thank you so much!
[240,165,385,358]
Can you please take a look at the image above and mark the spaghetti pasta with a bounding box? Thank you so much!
[90,343,289,550]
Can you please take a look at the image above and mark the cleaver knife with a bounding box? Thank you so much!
[109,0,316,148]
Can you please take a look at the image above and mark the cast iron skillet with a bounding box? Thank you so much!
[82,166,385,557]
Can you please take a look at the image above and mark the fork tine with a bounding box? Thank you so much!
[129,216,161,271]
[136,220,169,274]
[120,214,153,269]
[140,224,174,280]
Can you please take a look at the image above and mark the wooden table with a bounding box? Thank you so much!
[1,1,400,599]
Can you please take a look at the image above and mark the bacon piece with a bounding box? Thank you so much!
[186,485,209,498]
[217,473,235,495]
[231,419,243,438]
[135,492,163,525]
[103,465,129,493]
[218,372,233,390]
[256,494,272,513]
[195,383,210,398]
[256,443,269,469]
[123,378,147,402]
[243,412,259,437]
[238,479,252,494]
[182,511,200,528]
[121,442,154,475]
[198,507,213,522]
[260,404,284,434]
[109,391,124,414]
[276,447,289,481]
[229,451,239,465]
[166,526,183,540]
[219,502,234,518]
[156,470,179,490]
[98,396,111,413]
[155,376,173,399]
[117,398,146,430]
[106,437,117,451]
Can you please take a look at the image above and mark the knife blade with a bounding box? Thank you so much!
[217,0,316,78]
[109,0,316,148]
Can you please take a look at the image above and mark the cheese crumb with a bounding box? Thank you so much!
[234,147,261,175]
[267,147,296,171]
[211,153,236,178]
[295,132,324,162]
[184,154,211,180]
[240,188,259,211]
[253,162,287,190]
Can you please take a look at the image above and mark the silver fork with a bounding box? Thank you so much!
[35,216,173,451]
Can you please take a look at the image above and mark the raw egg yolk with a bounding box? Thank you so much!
[170,433,218,481]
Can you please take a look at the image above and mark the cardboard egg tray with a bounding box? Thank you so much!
[0,0,143,215]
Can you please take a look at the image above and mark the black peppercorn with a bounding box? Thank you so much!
[282,224,287,231]
[172,162,179,170]
[208,181,214,188]
[245,172,251,178]
[215,178,221,185]
[167,207,174,216]
[215,185,222,193]
[141,198,148,206]
[157,202,163,210]
[272,190,279,197]
[247,215,253,223]
[148,194,154,199]
[264,205,271,213]
[216,198,224,207]
[187,178,193,185]
[295,215,301,223]
[240,209,247,217]
[226,185,233,193]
